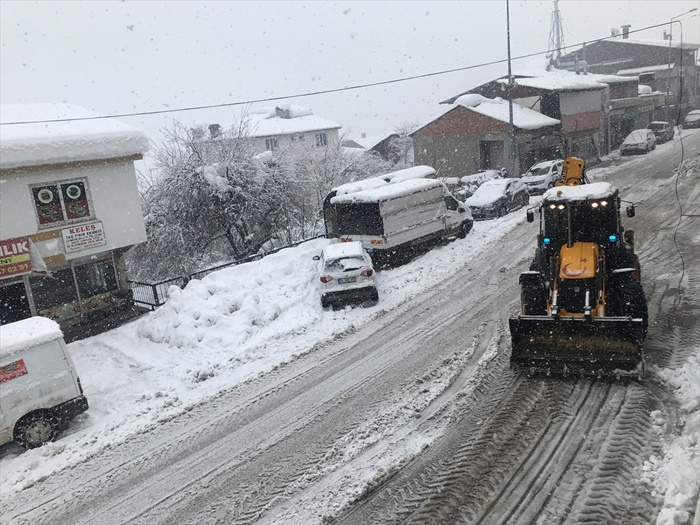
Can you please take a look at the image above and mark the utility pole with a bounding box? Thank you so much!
[666,9,698,122]
[506,0,517,178]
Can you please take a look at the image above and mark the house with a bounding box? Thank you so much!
[411,95,560,177]
[558,30,700,121]
[445,64,648,159]
[209,103,341,155]
[341,132,413,164]
[0,104,148,334]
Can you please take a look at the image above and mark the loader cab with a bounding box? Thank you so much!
[538,184,621,252]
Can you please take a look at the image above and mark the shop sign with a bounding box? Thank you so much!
[0,236,31,278]
[62,221,107,253]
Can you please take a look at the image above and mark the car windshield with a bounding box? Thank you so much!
[627,131,646,142]
[648,123,664,130]
[527,165,551,176]
[325,256,365,272]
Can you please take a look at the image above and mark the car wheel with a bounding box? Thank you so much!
[321,296,330,309]
[498,204,506,218]
[652,142,656,150]
[14,411,60,449]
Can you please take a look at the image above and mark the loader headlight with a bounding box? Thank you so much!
[609,234,618,242]
[543,237,551,245]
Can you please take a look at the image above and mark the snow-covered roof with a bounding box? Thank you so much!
[542,182,616,201]
[347,133,394,150]
[0,316,63,358]
[0,104,149,170]
[331,179,443,205]
[454,95,560,130]
[322,241,365,259]
[617,63,674,76]
[229,104,341,138]
[607,38,700,50]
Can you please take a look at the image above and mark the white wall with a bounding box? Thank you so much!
[560,91,602,116]
[251,127,340,155]
[0,159,146,261]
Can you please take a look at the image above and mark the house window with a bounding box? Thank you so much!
[298,134,305,141]
[315,132,328,147]
[265,138,278,151]
[31,179,93,228]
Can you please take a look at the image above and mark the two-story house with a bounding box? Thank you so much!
[0,104,148,335]
[208,104,341,155]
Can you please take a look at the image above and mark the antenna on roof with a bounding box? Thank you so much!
[548,0,566,62]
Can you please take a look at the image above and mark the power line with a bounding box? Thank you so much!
[0,20,684,126]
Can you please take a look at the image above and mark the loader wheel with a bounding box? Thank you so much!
[521,282,548,315]
[619,279,648,338]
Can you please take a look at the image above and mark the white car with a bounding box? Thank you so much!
[520,159,563,195]
[620,129,656,155]
[314,241,378,309]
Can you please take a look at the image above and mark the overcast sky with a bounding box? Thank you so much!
[1,0,699,147]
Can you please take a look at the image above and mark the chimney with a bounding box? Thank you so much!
[621,25,631,39]
[209,124,221,139]
[275,106,291,119]
[664,31,671,41]
[611,28,620,37]
[361,132,367,138]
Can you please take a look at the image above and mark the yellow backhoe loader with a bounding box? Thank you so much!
[509,157,648,377]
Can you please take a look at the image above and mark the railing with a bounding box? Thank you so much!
[128,235,325,310]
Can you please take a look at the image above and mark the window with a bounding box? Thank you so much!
[265,138,278,151]
[30,265,79,312]
[31,179,93,228]
[298,134,305,141]
[315,132,328,147]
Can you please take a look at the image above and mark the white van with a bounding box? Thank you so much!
[0,317,88,448]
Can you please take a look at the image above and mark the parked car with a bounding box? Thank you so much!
[620,129,656,155]
[647,121,675,143]
[0,317,89,449]
[520,159,563,195]
[682,110,700,129]
[457,169,504,200]
[314,241,378,309]
[466,178,529,220]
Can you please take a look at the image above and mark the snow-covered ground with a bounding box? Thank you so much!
[1,141,698,523]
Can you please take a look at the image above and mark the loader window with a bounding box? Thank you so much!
[544,201,618,245]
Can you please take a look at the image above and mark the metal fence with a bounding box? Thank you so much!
[128,235,324,310]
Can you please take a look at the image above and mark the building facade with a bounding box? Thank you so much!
[0,104,148,332]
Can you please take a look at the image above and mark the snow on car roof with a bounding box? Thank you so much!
[331,179,443,204]
[0,103,149,169]
[543,182,616,201]
[0,316,63,358]
[334,177,389,196]
[384,165,436,183]
[530,159,561,169]
[322,241,365,259]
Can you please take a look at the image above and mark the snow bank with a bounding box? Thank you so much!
[649,352,700,525]
[0,103,149,169]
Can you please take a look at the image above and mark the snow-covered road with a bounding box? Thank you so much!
[1,129,699,525]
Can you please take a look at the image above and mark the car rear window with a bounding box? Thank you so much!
[325,256,365,272]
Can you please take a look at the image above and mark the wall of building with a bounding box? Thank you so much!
[1,158,146,263]
[251,128,340,155]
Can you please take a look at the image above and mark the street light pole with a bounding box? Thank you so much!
[506,0,518,177]
[666,8,697,122]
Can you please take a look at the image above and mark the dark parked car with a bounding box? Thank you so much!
[466,178,529,220]
[683,110,700,129]
[647,121,674,143]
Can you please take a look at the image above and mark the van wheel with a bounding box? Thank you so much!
[458,220,472,238]
[14,411,60,449]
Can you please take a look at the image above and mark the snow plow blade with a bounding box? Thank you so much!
[509,316,645,377]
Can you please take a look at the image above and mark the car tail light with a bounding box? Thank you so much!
[77,377,84,395]
[361,269,374,277]
[320,275,333,283]
[457,206,466,213]
[340,237,352,243]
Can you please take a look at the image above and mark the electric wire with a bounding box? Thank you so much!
[0,20,686,126]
